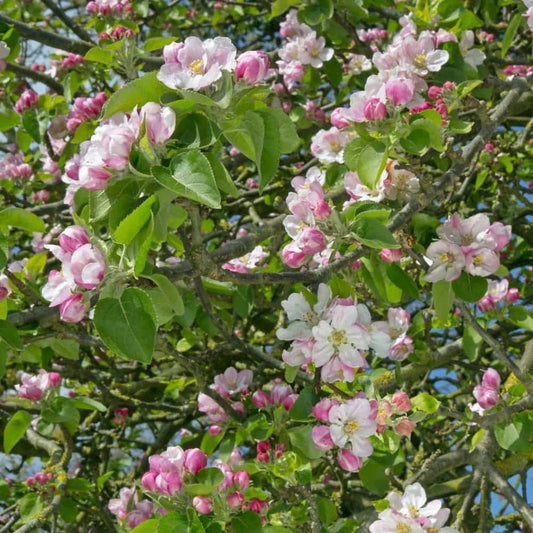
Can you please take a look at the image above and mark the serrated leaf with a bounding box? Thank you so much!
[113,195,157,245]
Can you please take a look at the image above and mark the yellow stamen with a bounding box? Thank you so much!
[189,59,205,75]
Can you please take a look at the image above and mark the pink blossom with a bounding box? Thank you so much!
[235,51,269,85]
[59,293,87,323]
[392,391,412,412]
[227,491,244,507]
[184,448,207,475]
[158,37,237,91]
[330,107,351,128]
[281,241,308,268]
[141,102,176,145]
[337,448,362,472]
[213,367,253,396]
[385,77,416,106]
[390,335,414,361]
[380,248,403,263]
[198,393,228,423]
[312,397,341,421]
[310,127,352,164]
[320,356,356,383]
[424,240,465,282]
[252,390,271,408]
[505,287,519,303]
[0,275,11,301]
[394,417,416,437]
[68,244,106,289]
[464,247,500,277]
[16,369,61,400]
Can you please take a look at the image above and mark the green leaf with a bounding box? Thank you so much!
[463,324,483,361]
[94,287,157,364]
[144,37,177,52]
[101,72,169,119]
[4,410,32,453]
[158,512,188,532]
[494,413,533,454]
[289,386,318,421]
[358,141,388,189]
[409,118,444,151]
[359,460,389,496]
[352,219,399,249]
[144,273,184,316]
[386,264,419,299]
[85,47,115,65]
[317,497,337,524]
[71,396,107,412]
[432,281,454,322]
[19,493,43,521]
[270,0,300,18]
[113,195,157,245]
[153,151,221,209]
[0,106,20,132]
[411,392,440,413]
[130,519,160,533]
[508,306,533,330]
[344,137,366,172]
[184,468,224,496]
[501,14,523,57]
[289,425,325,459]
[0,207,45,233]
[246,110,281,192]
[0,319,22,350]
[452,272,488,303]
[231,511,263,533]
[469,428,485,452]
[22,109,41,143]
[42,397,79,424]
[284,364,299,384]
[174,112,217,149]
[265,107,300,154]
[205,152,240,197]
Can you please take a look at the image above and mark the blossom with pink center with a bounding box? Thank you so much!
[141,102,176,146]
[212,367,253,397]
[15,369,61,400]
[312,303,379,367]
[464,247,500,277]
[299,31,334,68]
[158,37,236,91]
[310,127,352,164]
[328,398,377,456]
[399,34,450,76]
[424,240,465,282]
[197,392,228,423]
[235,51,269,85]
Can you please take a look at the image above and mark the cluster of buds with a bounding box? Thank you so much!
[15,369,61,401]
[15,89,39,114]
[42,225,106,322]
[375,391,416,437]
[0,150,32,180]
[255,440,287,463]
[61,53,84,69]
[99,26,136,41]
[424,213,511,282]
[86,0,131,17]
[112,407,129,425]
[108,487,153,529]
[251,380,299,411]
[26,471,54,492]
[67,93,107,133]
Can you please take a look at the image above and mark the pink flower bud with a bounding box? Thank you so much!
[283,393,298,411]
[427,86,442,100]
[392,391,411,412]
[15,90,39,114]
[394,418,416,437]
[233,470,250,490]
[505,287,519,303]
[380,248,403,263]
[192,496,213,515]
[256,440,270,453]
[385,77,415,106]
[473,385,498,409]
[483,143,494,152]
[442,81,455,91]
[35,472,47,484]
[141,103,176,146]
[26,477,35,487]
[298,227,326,255]
[363,98,387,121]
[337,449,362,472]
[184,448,207,475]
[247,498,267,513]
[229,146,240,157]
[256,452,269,463]
[252,390,271,408]
[330,108,350,129]
[311,425,334,450]
[48,372,61,387]
[312,398,340,421]
[227,491,244,507]
[59,226,90,254]
[436,103,448,118]
[482,368,500,390]
[235,51,270,86]
[477,296,494,313]
[282,242,308,268]
[70,244,106,289]
[209,425,223,436]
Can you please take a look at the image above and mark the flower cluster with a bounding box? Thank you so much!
[424,213,511,282]
[108,488,153,529]
[277,10,333,89]
[251,380,299,412]
[42,225,106,322]
[369,482,458,532]
[281,167,331,268]
[134,444,268,520]
[277,284,411,382]
[477,278,519,312]
[15,369,61,400]
[0,150,32,180]
[72,103,175,191]
[310,127,352,164]
[158,37,237,91]
[311,395,378,472]
[471,368,500,415]
[66,92,107,133]
[86,0,131,17]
